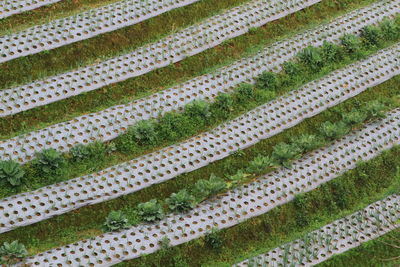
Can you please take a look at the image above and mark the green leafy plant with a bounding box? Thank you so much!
[0,160,24,186]
[166,189,196,213]
[70,144,91,161]
[236,83,254,102]
[379,17,400,40]
[272,143,301,168]
[204,228,223,251]
[256,71,278,91]
[283,61,301,78]
[227,170,249,187]
[364,101,386,119]
[321,41,343,62]
[157,112,192,141]
[297,46,323,72]
[246,155,275,174]
[342,110,367,126]
[0,241,28,265]
[102,210,130,232]
[34,148,65,174]
[340,34,361,54]
[185,99,211,118]
[215,93,234,112]
[319,121,349,140]
[292,134,322,153]
[128,119,158,145]
[361,25,382,46]
[137,199,164,223]
[193,174,226,199]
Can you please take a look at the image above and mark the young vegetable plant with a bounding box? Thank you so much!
[0,160,24,186]
[0,241,28,265]
[102,210,130,232]
[137,199,164,223]
[166,189,196,213]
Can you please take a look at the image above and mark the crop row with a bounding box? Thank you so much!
[234,194,400,266]
[0,0,62,19]
[0,44,398,233]
[1,0,398,163]
[0,0,202,63]
[20,108,400,266]
[0,0,335,117]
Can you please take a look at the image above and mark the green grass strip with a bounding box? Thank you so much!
[118,146,400,267]
[0,0,376,138]
[318,230,400,266]
[0,76,398,255]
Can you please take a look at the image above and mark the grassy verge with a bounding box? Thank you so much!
[0,0,377,138]
[0,76,398,255]
[318,230,400,266]
[119,145,400,267]
[1,30,397,199]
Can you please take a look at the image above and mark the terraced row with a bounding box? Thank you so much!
[0,0,62,19]
[1,0,399,163]
[0,0,330,117]
[21,109,400,266]
[0,44,398,234]
[234,194,400,266]
[0,0,202,63]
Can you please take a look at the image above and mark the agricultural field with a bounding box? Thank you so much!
[0,0,399,266]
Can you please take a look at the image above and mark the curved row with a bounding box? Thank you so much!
[1,0,399,163]
[0,45,398,233]
[0,0,201,63]
[21,109,400,266]
[0,0,327,116]
[0,0,62,19]
[234,195,400,267]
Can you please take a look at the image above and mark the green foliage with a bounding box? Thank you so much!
[34,148,65,174]
[70,144,91,161]
[102,210,130,232]
[0,241,27,265]
[364,101,386,119]
[342,110,367,126]
[256,71,278,91]
[319,121,349,140]
[166,189,196,213]
[321,41,343,62]
[137,199,164,223]
[215,93,234,112]
[297,46,323,72]
[246,155,275,174]
[293,195,310,227]
[157,112,193,141]
[128,120,158,145]
[227,170,249,186]
[361,25,382,46]
[0,160,24,186]
[272,143,301,168]
[340,34,361,54]
[193,174,226,199]
[379,17,400,40]
[283,61,301,78]
[292,134,322,153]
[184,100,211,122]
[236,83,254,102]
[205,228,223,251]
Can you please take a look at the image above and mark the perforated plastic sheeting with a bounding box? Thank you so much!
[0,45,398,234]
[1,1,399,164]
[234,195,400,267]
[21,110,400,266]
[0,0,333,115]
[0,0,201,62]
[0,0,62,19]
